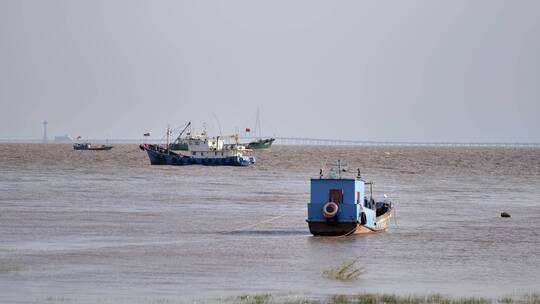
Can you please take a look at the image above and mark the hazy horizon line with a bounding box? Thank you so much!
[1,137,539,147]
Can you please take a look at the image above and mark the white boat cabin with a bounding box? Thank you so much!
[184,136,252,159]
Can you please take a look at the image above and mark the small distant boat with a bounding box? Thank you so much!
[140,127,255,166]
[242,110,275,150]
[246,138,275,149]
[306,161,394,236]
[73,143,113,151]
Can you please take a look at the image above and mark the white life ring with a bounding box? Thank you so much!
[322,202,339,219]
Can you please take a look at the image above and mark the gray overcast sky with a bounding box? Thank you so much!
[1,0,539,142]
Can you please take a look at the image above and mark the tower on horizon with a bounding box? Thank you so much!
[42,120,48,142]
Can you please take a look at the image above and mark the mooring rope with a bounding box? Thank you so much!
[320,226,358,239]
[338,227,358,237]
[221,214,288,234]
[393,205,399,228]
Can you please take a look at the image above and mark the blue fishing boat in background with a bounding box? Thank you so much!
[307,161,394,236]
[139,127,255,166]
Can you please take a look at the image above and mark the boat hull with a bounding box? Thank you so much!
[308,207,393,236]
[140,144,255,166]
[73,145,113,151]
[246,138,275,149]
[87,146,113,151]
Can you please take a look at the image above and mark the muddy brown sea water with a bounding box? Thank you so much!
[0,144,539,303]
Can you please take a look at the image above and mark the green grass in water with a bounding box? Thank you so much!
[226,293,540,304]
[322,257,365,282]
[228,294,272,304]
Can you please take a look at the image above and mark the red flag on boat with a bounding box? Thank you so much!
[245,128,251,133]
[143,132,150,137]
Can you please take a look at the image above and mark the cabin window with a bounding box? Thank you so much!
[193,152,196,156]
[221,152,224,156]
[329,189,343,204]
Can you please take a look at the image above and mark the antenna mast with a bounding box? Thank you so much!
[212,113,223,137]
[166,124,170,155]
[256,108,261,139]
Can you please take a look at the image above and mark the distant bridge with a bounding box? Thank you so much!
[271,137,540,147]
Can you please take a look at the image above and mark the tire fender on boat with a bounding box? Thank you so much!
[360,212,367,225]
[322,202,339,219]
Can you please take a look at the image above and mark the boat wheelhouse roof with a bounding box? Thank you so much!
[311,177,359,181]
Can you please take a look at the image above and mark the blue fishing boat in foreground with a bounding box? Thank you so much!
[307,162,394,236]
[139,131,255,166]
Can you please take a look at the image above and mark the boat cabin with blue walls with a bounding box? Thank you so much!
[307,164,393,236]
